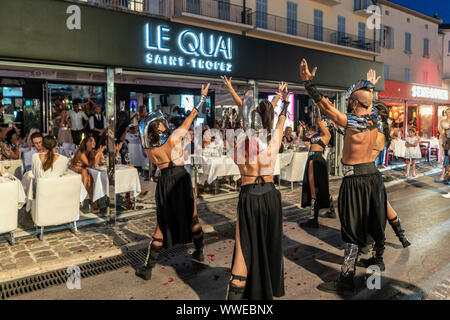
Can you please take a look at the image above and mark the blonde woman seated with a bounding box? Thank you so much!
[70,135,106,213]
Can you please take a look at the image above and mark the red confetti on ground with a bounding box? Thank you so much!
[164,296,168,299]
[291,227,295,230]
[117,255,120,258]
[161,267,165,269]
[101,242,104,245]
[290,276,293,279]
[52,272,55,274]
[98,256,102,259]
[205,245,208,248]
[125,271,129,273]
[77,250,82,252]
[216,237,219,240]
[225,256,228,258]
[297,283,301,286]
[223,247,226,249]
[129,297,134,300]
[284,276,287,279]
[229,241,232,243]
[223,240,226,243]
[164,283,168,286]
[225,262,228,264]
[168,277,174,282]
[319,243,323,245]
[284,272,287,275]
[303,282,307,285]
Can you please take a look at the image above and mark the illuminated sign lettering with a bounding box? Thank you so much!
[412,86,449,101]
[144,23,233,73]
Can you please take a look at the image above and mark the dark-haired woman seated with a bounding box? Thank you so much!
[69,135,105,213]
[135,83,210,281]
[222,76,289,300]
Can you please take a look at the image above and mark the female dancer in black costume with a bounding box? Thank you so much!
[222,76,289,300]
[298,110,336,228]
[135,83,210,280]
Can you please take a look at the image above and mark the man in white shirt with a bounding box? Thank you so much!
[68,100,89,145]
[89,105,107,146]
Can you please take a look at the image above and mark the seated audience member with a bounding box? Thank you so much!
[0,124,20,160]
[69,135,105,213]
[32,136,69,179]
[23,132,45,172]
[282,127,294,145]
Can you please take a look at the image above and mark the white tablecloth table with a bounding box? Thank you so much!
[0,174,26,209]
[197,156,241,185]
[87,165,141,202]
[0,159,23,179]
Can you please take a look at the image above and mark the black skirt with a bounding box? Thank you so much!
[338,162,387,247]
[156,166,195,249]
[234,182,285,300]
[301,151,331,209]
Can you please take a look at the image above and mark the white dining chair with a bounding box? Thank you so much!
[280,152,308,190]
[0,180,19,245]
[31,174,82,241]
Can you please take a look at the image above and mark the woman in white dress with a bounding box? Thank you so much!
[404,127,422,177]
[32,136,69,179]
[125,124,148,168]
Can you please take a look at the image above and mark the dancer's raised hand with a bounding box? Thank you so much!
[299,59,317,82]
[367,69,381,86]
[221,76,233,90]
[201,83,210,96]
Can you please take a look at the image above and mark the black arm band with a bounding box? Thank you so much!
[280,100,290,117]
[303,80,323,104]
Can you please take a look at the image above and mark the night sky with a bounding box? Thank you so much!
[388,0,450,24]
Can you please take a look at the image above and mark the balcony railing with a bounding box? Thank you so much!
[174,0,252,25]
[249,12,380,53]
[72,0,170,18]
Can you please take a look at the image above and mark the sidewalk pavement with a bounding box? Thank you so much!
[0,160,445,284]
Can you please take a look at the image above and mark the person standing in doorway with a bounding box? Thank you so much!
[89,105,107,146]
[68,100,89,146]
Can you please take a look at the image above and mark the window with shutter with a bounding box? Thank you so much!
[314,9,323,41]
[423,38,429,57]
[287,2,298,35]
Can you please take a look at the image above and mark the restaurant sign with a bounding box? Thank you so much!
[145,24,233,73]
[412,86,449,101]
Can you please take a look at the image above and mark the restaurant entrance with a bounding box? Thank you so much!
[0,78,43,137]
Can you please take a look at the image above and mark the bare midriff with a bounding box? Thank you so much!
[342,128,378,165]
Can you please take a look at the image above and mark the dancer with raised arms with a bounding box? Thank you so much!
[135,83,210,281]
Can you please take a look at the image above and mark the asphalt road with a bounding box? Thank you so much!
[11,173,450,300]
